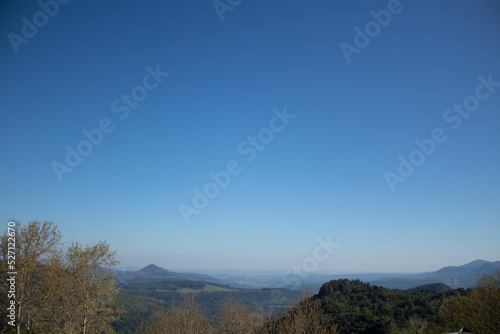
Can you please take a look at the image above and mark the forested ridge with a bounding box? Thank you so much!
[117,279,299,316]
[315,279,463,333]
[2,221,499,334]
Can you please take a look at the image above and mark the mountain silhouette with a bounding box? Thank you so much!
[370,259,500,289]
[116,264,224,285]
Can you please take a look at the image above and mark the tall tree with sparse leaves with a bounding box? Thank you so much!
[437,270,500,333]
[0,221,62,334]
[1,221,122,334]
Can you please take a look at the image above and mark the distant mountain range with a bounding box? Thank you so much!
[368,259,500,289]
[432,259,498,277]
[115,260,500,291]
[115,264,224,285]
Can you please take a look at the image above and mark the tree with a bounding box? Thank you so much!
[175,294,212,334]
[473,270,500,333]
[0,221,62,334]
[140,294,213,334]
[35,254,75,333]
[267,289,339,334]
[63,240,122,334]
[139,307,173,334]
[399,316,428,334]
[1,222,122,334]
[437,270,500,333]
[213,296,264,333]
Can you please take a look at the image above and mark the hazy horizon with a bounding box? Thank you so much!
[2,1,500,274]
[115,258,499,275]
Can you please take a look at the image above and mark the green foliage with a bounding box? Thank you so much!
[112,280,300,333]
[399,316,429,334]
[0,221,121,334]
[111,278,491,334]
[263,290,339,334]
[139,294,213,334]
[409,283,452,293]
[111,293,167,334]
[212,296,265,333]
[118,280,300,318]
[435,270,500,333]
[316,279,464,334]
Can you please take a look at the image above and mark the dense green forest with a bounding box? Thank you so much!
[111,280,301,332]
[117,279,300,316]
[111,294,167,334]
[315,279,465,333]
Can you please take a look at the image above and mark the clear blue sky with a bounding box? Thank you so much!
[1,0,499,273]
